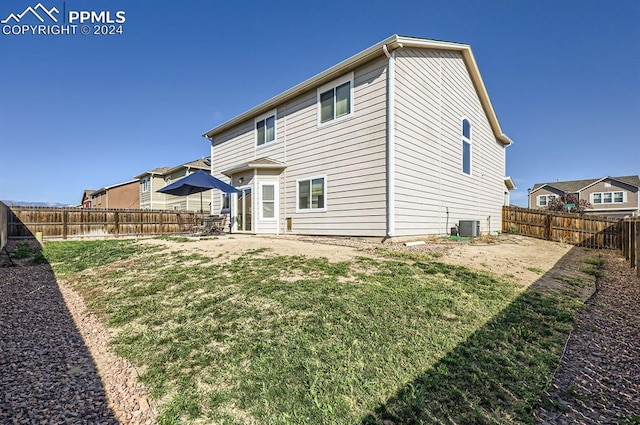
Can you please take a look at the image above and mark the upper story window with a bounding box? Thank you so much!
[141,177,150,192]
[537,194,557,207]
[318,73,353,125]
[256,110,276,147]
[462,118,471,175]
[591,191,625,204]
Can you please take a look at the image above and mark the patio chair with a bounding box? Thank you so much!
[202,215,227,235]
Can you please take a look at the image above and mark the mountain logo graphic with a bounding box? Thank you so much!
[1,3,59,24]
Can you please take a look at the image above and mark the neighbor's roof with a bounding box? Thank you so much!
[134,157,211,179]
[531,175,640,193]
[203,34,513,146]
[165,157,211,175]
[91,179,139,195]
[134,166,172,179]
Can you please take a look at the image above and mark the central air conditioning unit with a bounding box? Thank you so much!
[458,220,480,237]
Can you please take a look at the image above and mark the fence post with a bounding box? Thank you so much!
[634,220,640,277]
[62,210,68,240]
[114,211,120,238]
[631,220,637,273]
[545,213,552,241]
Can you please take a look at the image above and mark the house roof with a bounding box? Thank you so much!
[222,157,287,177]
[81,189,95,203]
[91,179,139,196]
[134,157,211,179]
[202,34,512,146]
[531,175,640,194]
[135,167,172,179]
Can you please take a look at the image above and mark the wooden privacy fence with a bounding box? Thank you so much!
[621,218,640,276]
[502,206,621,249]
[0,202,8,250]
[503,206,639,277]
[7,206,207,240]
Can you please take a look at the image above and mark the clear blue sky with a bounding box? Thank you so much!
[1,0,638,206]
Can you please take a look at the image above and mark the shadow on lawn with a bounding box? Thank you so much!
[362,246,593,425]
[0,241,119,424]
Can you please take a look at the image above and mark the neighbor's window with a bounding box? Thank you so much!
[537,194,557,207]
[141,177,150,192]
[256,113,276,146]
[462,118,471,175]
[592,191,625,204]
[318,74,353,125]
[261,184,275,219]
[613,191,624,203]
[298,176,326,211]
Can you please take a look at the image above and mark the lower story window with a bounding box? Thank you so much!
[297,176,326,211]
[261,184,275,219]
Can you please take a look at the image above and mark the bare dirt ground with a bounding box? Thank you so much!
[138,234,574,289]
[2,234,637,424]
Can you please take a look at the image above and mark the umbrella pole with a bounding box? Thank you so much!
[200,192,203,214]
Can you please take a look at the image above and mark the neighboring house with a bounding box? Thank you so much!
[203,35,514,237]
[136,158,212,211]
[529,175,640,218]
[80,190,94,208]
[90,179,140,209]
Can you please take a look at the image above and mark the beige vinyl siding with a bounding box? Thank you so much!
[394,48,506,235]
[211,57,388,236]
[139,179,151,209]
[150,175,167,210]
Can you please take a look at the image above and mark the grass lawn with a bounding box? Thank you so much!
[42,239,583,424]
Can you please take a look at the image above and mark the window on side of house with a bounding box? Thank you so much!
[261,184,275,219]
[141,177,150,192]
[462,118,471,175]
[256,111,276,146]
[318,74,353,125]
[537,194,557,207]
[613,191,624,203]
[297,176,327,212]
[592,191,626,204]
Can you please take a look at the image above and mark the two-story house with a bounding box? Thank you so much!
[529,175,640,218]
[136,158,212,211]
[203,35,514,237]
[89,180,140,209]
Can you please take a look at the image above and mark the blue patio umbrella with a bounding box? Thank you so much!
[157,170,240,213]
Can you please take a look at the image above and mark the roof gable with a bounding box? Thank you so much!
[203,35,512,146]
[531,175,640,194]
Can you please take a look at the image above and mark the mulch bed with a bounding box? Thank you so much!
[535,250,640,424]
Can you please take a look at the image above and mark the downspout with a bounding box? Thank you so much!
[383,43,402,238]
[149,176,153,210]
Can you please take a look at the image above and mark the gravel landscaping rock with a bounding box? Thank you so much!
[535,250,640,424]
[0,252,156,424]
